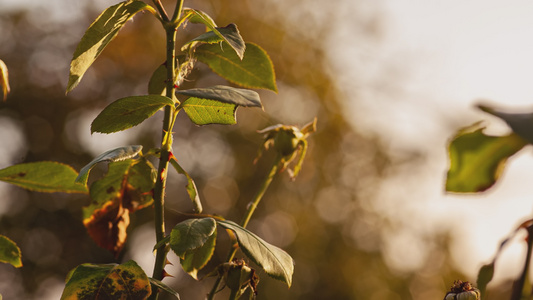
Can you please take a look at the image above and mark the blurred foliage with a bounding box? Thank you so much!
[0,0,470,299]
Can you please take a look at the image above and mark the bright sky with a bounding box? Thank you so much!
[328,0,533,282]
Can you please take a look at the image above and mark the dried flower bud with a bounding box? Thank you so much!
[444,280,480,300]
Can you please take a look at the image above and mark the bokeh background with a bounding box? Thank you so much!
[2,0,533,299]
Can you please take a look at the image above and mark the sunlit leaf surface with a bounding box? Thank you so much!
[91,95,174,134]
[217,220,294,287]
[0,235,22,268]
[66,1,150,93]
[446,123,527,192]
[60,260,151,300]
[0,162,87,193]
[195,43,277,92]
[170,218,217,258]
[181,98,237,125]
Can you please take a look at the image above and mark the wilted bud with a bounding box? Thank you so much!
[218,259,259,297]
[256,118,317,179]
[444,280,480,300]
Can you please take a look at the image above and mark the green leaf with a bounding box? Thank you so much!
[0,59,10,101]
[181,98,237,125]
[170,218,217,258]
[91,95,174,134]
[84,159,155,255]
[0,235,22,268]
[217,220,294,287]
[169,157,202,213]
[477,263,494,298]
[66,1,150,93]
[148,63,167,96]
[181,228,217,279]
[149,278,180,299]
[0,162,88,193]
[76,145,143,185]
[183,8,217,29]
[60,260,151,300]
[478,104,533,144]
[177,85,262,108]
[183,24,245,60]
[446,123,528,193]
[195,42,277,92]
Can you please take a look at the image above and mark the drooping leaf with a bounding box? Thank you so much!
[66,1,150,93]
[195,42,277,92]
[148,63,168,96]
[149,278,180,299]
[478,104,533,144]
[182,24,245,59]
[181,98,237,125]
[446,123,527,193]
[0,235,22,268]
[177,85,262,108]
[0,162,87,193]
[0,59,10,101]
[60,260,151,300]
[169,218,217,258]
[182,9,244,59]
[91,95,174,134]
[217,220,294,287]
[84,159,155,256]
[181,229,217,279]
[169,156,202,213]
[76,145,143,185]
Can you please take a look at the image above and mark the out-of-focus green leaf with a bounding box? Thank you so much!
[0,162,87,193]
[0,235,22,268]
[170,218,217,258]
[169,156,202,213]
[66,1,150,93]
[91,95,174,134]
[446,123,527,193]
[60,260,151,300]
[181,228,216,279]
[181,98,237,125]
[84,159,155,256]
[149,278,180,299]
[478,104,533,144]
[177,85,262,108]
[217,220,294,287]
[195,43,277,92]
[477,263,494,298]
[76,145,143,185]
[182,24,245,59]
[0,59,10,101]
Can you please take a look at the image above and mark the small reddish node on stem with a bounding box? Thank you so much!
[173,84,179,89]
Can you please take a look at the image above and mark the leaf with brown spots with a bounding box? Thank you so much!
[60,260,151,300]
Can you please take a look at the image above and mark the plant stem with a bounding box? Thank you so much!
[207,156,281,300]
[149,6,180,299]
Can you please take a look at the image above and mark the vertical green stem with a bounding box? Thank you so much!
[207,156,282,300]
[149,3,181,298]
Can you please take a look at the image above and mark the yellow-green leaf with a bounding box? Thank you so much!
[170,218,217,258]
[0,162,88,193]
[181,98,237,125]
[217,220,294,287]
[66,1,150,93]
[446,123,528,193]
[181,229,217,279]
[91,95,174,134]
[0,235,22,268]
[195,42,277,92]
[60,260,151,300]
